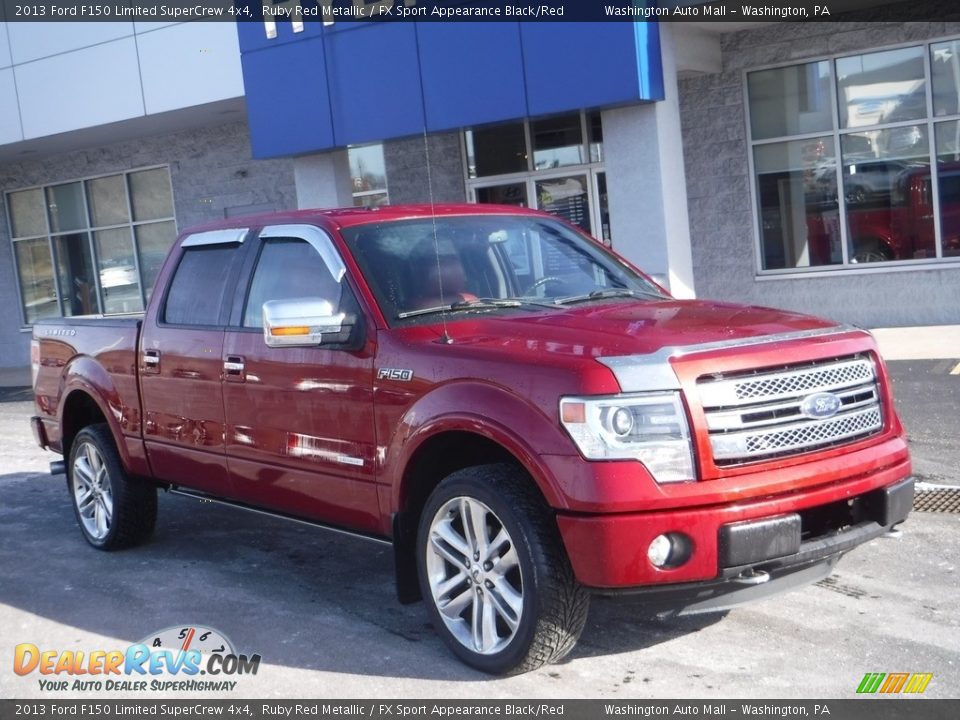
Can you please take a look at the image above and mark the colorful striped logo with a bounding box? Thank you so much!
[857,672,933,694]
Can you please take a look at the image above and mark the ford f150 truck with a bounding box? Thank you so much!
[31,204,914,674]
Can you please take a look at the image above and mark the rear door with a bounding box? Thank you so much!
[220,224,380,532]
[138,229,248,495]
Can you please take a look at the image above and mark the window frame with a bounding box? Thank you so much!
[5,165,178,326]
[744,36,960,280]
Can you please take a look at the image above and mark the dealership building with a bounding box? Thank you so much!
[1,1,958,375]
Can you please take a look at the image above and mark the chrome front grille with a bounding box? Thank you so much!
[699,357,883,465]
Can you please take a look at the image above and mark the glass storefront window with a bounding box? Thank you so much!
[348,144,388,193]
[748,61,833,140]
[754,137,839,270]
[931,41,960,117]
[54,233,100,317]
[95,227,142,314]
[46,183,87,234]
[135,220,177,301]
[14,238,58,324]
[531,114,584,170]
[466,122,527,178]
[6,167,177,323]
[8,189,46,238]
[348,143,390,207]
[836,47,926,129]
[748,40,960,273]
[935,120,960,257]
[588,112,604,164]
[129,168,174,222]
[87,175,130,227]
[841,128,932,262]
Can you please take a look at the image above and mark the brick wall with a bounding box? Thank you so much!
[0,121,296,370]
[679,11,960,327]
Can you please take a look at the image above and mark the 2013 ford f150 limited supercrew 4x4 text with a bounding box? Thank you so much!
[31,204,914,674]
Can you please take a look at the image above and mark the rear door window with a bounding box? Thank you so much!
[164,245,240,326]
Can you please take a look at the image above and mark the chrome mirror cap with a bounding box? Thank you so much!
[262,298,345,348]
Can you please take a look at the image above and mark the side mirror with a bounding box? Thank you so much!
[262,298,345,348]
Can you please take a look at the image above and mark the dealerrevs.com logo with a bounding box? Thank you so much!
[13,625,261,693]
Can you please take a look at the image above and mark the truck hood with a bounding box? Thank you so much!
[420,299,840,360]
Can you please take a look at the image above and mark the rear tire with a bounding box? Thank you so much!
[68,424,157,550]
[416,464,589,675]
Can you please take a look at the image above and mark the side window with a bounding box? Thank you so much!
[243,238,344,328]
[164,245,238,326]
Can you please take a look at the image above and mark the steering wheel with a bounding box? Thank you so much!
[523,276,564,296]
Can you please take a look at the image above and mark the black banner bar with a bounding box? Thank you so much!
[0,0,959,24]
[1,700,958,720]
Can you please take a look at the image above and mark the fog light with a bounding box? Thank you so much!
[647,532,692,569]
[648,534,673,567]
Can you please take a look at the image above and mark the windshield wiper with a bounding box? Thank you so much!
[553,288,664,306]
[398,298,526,319]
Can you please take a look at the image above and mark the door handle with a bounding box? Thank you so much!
[223,356,246,382]
[143,350,161,374]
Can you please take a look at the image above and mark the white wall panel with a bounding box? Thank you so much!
[0,68,23,144]
[16,38,144,139]
[7,22,134,65]
[137,22,244,115]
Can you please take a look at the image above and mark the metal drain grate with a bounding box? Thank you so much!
[913,486,960,513]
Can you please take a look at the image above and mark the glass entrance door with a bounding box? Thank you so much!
[535,173,591,234]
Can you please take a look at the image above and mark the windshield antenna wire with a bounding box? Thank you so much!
[423,127,453,344]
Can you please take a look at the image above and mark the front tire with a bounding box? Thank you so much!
[68,424,157,550]
[416,464,589,675]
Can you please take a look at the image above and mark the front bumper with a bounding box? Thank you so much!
[557,471,913,595]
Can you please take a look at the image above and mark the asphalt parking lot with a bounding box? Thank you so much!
[0,361,957,700]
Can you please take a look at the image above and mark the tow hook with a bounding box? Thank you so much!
[735,568,771,585]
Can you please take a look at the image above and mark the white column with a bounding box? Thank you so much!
[292,149,353,210]
[602,24,696,298]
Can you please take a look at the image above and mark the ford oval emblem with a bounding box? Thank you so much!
[800,392,842,419]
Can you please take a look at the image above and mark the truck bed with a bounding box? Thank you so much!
[33,316,142,457]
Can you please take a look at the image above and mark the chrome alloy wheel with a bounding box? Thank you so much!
[426,496,524,655]
[72,441,113,541]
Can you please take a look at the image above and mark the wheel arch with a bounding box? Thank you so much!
[391,424,563,605]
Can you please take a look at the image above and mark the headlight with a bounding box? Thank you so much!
[559,392,695,483]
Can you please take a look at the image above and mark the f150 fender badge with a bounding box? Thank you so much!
[800,392,843,419]
[377,368,414,382]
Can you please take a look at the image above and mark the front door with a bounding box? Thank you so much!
[221,225,380,533]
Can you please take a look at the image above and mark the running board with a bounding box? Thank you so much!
[166,486,392,546]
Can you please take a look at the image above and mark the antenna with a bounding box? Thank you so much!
[423,127,453,344]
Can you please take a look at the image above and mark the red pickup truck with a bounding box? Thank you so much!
[31,204,913,674]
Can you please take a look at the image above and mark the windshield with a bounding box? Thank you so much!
[340,215,667,324]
